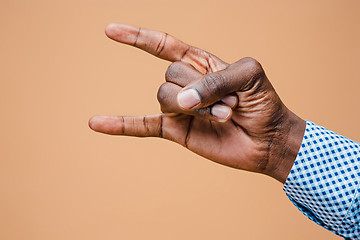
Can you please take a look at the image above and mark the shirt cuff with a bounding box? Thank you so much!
[283,120,360,238]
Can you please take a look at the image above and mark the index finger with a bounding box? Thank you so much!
[105,23,229,74]
[105,23,193,62]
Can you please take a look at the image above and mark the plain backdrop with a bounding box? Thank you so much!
[1,0,359,239]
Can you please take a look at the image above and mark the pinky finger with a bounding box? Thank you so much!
[89,114,164,137]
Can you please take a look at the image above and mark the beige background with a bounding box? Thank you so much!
[1,0,359,239]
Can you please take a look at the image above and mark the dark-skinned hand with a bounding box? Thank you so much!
[89,24,306,183]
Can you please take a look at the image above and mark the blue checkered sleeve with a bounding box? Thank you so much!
[283,120,360,239]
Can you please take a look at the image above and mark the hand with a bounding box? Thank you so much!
[89,24,306,183]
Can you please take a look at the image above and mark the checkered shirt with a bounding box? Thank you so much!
[284,120,360,239]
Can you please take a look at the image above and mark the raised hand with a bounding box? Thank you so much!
[89,24,306,183]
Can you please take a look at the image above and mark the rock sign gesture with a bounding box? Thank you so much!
[89,23,305,183]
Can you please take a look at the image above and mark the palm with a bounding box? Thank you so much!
[163,114,258,171]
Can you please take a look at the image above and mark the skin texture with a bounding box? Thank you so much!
[89,23,306,183]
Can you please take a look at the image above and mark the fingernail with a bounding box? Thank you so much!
[88,115,109,129]
[221,95,237,108]
[211,105,231,121]
[177,89,201,109]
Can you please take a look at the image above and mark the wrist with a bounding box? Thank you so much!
[264,109,306,183]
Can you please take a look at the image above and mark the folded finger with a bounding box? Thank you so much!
[157,82,233,122]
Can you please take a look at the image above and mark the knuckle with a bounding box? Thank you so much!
[160,105,167,113]
[237,57,266,91]
[242,57,264,78]
[165,61,184,82]
[157,83,170,104]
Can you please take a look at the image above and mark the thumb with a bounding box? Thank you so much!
[176,57,265,110]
